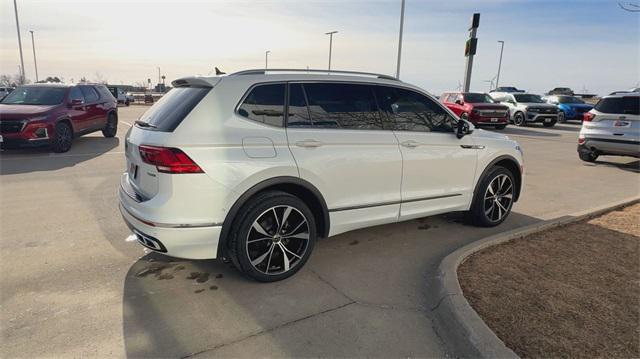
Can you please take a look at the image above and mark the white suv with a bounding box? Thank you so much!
[119,69,524,282]
[490,92,558,127]
[578,93,639,162]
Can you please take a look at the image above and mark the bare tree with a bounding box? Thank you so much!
[619,1,640,11]
[0,75,12,87]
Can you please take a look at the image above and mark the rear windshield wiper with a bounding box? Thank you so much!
[135,120,157,128]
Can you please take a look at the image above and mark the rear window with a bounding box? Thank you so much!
[595,97,640,115]
[137,87,211,132]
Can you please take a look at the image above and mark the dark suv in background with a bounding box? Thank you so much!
[0,83,118,152]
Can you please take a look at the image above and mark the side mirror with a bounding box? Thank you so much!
[456,120,471,139]
[70,98,83,106]
[455,99,463,105]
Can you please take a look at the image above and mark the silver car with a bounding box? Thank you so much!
[577,93,639,162]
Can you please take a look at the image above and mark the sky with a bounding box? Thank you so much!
[0,0,638,95]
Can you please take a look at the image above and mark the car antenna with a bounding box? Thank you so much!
[215,67,226,75]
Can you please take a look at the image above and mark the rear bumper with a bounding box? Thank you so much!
[119,187,221,259]
[578,138,640,157]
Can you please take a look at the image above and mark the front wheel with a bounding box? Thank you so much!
[229,191,317,282]
[513,112,526,126]
[102,113,117,138]
[557,111,566,123]
[467,166,515,227]
[51,122,73,153]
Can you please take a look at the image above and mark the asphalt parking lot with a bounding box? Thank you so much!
[1,106,638,357]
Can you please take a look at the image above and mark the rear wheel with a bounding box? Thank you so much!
[102,113,117,138]
[513,112,526,126]
[229,191,317,282]
[467,166,515,227]
[579,150,599,162]
[51,122,73,153]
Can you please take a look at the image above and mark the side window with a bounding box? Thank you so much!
[303,83,385,130]
[238,83,285,127]
[287,83,312,127]
[95,85,114,99]
[79,86,98,102]
[623,97,640,115]
[69,87,84,102]
[376,86,455,133]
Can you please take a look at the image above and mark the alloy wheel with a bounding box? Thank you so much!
[483,174,514,222]
[245,205,310,275]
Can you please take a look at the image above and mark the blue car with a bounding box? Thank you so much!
[545,95,593,122]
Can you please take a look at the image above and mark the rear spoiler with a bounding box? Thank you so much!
[171,77,219,88]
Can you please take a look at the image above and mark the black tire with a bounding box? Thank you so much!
[460,113,469,120]
[102,113,117,138]
[557,111,566,123]
[125,100,130,106]
[467,166,516,227]
[513,112,526,126]
[51,121,73,153]
[579,150,599,163]
[542,120,556,127]
[495,124,507,130]
[228,190,317,282]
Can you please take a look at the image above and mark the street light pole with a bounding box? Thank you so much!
[396,0,405,79]
[13,0,25,83]
[265,50,270,70]
[496,40,504,89]
[325,31,338,71]
[29,30,38,82]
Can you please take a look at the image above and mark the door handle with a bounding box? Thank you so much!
[295,139,323,148]
[400,140,420,148]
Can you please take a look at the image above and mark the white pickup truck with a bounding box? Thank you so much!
[107,86,133,106]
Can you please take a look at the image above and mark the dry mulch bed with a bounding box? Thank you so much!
[459,203,640,358]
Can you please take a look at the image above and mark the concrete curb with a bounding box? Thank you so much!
[432,196,640,359]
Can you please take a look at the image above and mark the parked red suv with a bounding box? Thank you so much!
[0,83,118,152]
[440,92,509,129]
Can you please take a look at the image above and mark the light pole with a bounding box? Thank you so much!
[496,40,505,89]
[29,30,38,82]
[13,0,25,83]
[265,50,270,70]
[396,0,405,79]
[325,31,338,71]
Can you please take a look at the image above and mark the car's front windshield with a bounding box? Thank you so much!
[464,93,494,103]
[557,96,584,104]
[1,86,66,105]
[514,94,544,103]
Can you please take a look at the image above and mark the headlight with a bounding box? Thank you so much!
[27,115,48,122]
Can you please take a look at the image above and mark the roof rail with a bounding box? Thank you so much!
[229,69,400,81]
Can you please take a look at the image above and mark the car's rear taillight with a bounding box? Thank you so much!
[583,112,596,122]
[138,145,203,174]
[578,137,585,145]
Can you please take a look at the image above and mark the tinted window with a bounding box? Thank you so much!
[595,97,640,115]
[79,86,99,102]
[303,83,384,130]
[376,86,455,133]
[95,85,115,100]
[287,83,312,127]
[0,86,66,105]
[238,84,285,127]
[513,94,544,103]
[137,86,211,132]
[69,87,84,102]
[463,93,494,103]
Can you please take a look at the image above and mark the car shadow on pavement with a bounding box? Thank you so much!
[120,210,541,358]
[499,126,561,137]
[0,136,120,175]
[584,159,640,174]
